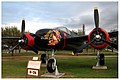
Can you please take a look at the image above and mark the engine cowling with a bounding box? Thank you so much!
[20,33,35,50]
[88,28,110,49]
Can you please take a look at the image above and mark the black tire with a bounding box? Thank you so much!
[99,54,105,66]
[47,59,56,73]
[41,54,46,63]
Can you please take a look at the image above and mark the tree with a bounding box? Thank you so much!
[77,29,84,36]
[2,26,21,52]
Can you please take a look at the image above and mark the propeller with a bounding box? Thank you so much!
[74,9,99,52]
[8,19,38,53]
[74,8,118,53]
[8,20,26,53]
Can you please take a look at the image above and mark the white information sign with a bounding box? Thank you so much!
[27,60,41,69]
[32,57,39,60]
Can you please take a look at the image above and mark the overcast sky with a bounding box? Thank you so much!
[2,1,118,34]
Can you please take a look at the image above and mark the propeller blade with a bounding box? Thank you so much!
[74,38,95,53]
[9,43,20,52]
[21,20,25,35]
[27,45,38,54]
[102,39,118,50]
[106,41,118,50]
[94,8,99,35]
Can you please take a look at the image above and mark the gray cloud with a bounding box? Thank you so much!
[2,2,118,34]
[57,2,118,34]
[100,2,118,31]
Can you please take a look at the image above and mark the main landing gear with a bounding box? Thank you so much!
[47,49,57,73]
[40,50,57,73]
[41,49,65,77]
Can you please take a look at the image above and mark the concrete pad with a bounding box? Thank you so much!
[92,66,107,69]
[41,72,65,78]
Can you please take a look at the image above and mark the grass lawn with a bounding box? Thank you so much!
[2,51,118,78]
[57,56,118,78]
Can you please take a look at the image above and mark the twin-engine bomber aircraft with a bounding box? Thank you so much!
[2,9,118,73]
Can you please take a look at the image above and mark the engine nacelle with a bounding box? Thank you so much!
[88,28,110,49]
[20,33,35,50]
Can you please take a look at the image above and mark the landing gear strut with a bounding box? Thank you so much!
[41,51,48,64]
[41,49,65,77]
[47,49,57,73]
[92,50,107,69]
[40,50,57,73]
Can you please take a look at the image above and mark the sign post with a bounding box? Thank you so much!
[26,57,42,78]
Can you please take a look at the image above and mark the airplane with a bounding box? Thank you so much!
[2,8,118,73]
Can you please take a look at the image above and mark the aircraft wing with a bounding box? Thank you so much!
[66,31,118,42]
[2,31,118,41]
[65,31,118,52]
[108,31,118,38]
[66,35,88,43]
[2,37,21,39]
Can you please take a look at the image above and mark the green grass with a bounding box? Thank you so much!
[2,60,27,78]
[57,57,118,78]
[2,52,118,78]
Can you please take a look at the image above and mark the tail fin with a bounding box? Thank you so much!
[83,24,85,35]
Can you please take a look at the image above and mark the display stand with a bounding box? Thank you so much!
[92,50,107,69]
[41,66,65,78]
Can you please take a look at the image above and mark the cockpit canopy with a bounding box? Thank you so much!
[55,27,79,37]
[55,27,71,35]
